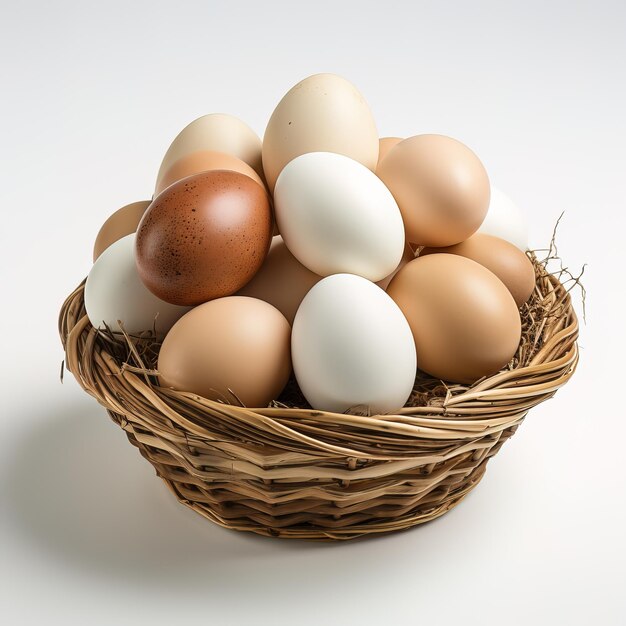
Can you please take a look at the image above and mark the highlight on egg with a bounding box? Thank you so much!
[158,296,292,408]
[262,73,379,191]
[377,134,491,247]
[274,151,405,282]
[136,169,272,306]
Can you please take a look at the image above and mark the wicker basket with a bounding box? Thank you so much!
[58,254,578,540]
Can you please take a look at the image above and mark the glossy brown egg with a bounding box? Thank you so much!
[93,200,150,261]
[387,254,521,384]
[420,233,536,307]
[158,296,292,408]
[136,170,272,306]
[237,236,322,324]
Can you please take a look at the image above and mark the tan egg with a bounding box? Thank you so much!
[376,137,402,170]
[377,134,490,247]
[237,236,322,324]
[376,243,416,290]
[262,73,379,191]
[158,296,292,408]
[387,254,521,384]
[156,150,265,195]
[93,200,150,261]
[156,114,263,191]
[421,234,535,307]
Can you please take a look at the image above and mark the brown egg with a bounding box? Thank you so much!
[387,254,521,384]
[421,234,536,307]
[237,236,322,324]
[158,296,292,407]
[155,150,266,195]
[93,200,150,261]
[376,137,402,170]
[376,243,416,290]
[136,170,272,306]
[377,134,490,247]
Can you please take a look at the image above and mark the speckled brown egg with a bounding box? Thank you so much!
[135,170,272,306]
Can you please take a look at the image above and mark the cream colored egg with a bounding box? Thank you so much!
[156,114,263,191]
[262,73,379,191]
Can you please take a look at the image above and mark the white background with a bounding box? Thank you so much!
[1,1,624,624]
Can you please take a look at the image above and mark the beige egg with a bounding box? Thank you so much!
[158,296,292,408]
[421,234,536,307]
[93,200,150,261]
[387,254,521,384]
[377,134,490,247]
[237,236,321,324]
[155,150,265,195]
[156,114,263,191]
[376,244,416,290]
[262,73,379,191]
[376,137,402,170]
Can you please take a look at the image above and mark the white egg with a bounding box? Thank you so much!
[274,152,405,282]
[292,274,417,414]
[478,185,529,251]
[85,234,189,336]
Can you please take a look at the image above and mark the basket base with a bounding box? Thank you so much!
[166,462,488,541]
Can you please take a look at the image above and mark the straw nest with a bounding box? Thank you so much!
[58,251,579,541]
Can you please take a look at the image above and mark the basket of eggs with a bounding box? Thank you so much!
[59,74,579,540]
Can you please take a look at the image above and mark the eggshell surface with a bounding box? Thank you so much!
[136,170,272,306]
[387,254,521,384]
[155,150,265,195]
[85,234,189,336]
[274,152,405,281]
[262,73,379,190]
[376,244,416,290]
[291,274,417,414]
[478,186,529,251]
[93,200,150,261]
[421,233,536,306]
[237,236,321,324]
[158,296,292,408]
[156,114,263,190]
[376,136,402,170]
[377,134,490,247]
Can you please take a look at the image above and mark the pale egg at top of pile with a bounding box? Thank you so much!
[85,72,533,413]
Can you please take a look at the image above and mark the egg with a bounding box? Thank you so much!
[136,170,272,306]
[85,234,189,336]
[376,244,416,290]
[421,234,535,307]
[387,255,521,384]
[237,236,321,324]
[155,150,265,196]
[93,200,150,261]
[292,274,417,414]
[376,136,402,170]
[274,152,405,281]
[262,73,379,191]
[156,114,263,191]
[478,186,529,251]
[377,134,490,247]
[158,296,291,408]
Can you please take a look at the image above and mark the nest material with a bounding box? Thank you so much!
[58,253,579,540]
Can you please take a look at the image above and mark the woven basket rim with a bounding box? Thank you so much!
[59,254,578,459]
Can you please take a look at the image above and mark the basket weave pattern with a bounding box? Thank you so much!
[59,256,578,540]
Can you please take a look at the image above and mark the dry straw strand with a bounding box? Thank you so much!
[59,253,578,540]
